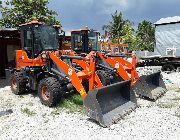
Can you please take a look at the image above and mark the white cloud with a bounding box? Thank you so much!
[97,0,130,15]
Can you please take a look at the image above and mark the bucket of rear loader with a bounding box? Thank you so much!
[84,80,137,127]
[133,71,167,100]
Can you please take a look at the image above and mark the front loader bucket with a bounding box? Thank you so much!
[84,80,137,127]
[133,71,166,100]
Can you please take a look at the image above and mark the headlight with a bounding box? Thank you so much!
[41,53,47,59]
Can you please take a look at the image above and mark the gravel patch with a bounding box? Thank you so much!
[0,72,180,139]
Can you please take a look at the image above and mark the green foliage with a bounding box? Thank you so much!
[0,0,60,28]
[172,97,180,101]
[50,94,84,117]
[157,102,175,108]
[103,11,156,52]
[103,10,131,43]
[175,112,180,118]
[21,108,36,116]
[121,23,137,51]
[103,10,138,51]
[136,20,155,51]
[57,94,84,113]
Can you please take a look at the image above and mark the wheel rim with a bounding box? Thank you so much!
[11,78,17,91]
[41,85,50,100]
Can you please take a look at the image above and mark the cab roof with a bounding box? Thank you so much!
[19,20,43,27]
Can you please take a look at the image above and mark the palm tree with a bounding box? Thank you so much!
[136,20,155,51]
[102,10,130,43]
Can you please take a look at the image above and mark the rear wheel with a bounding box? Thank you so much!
[96,70,111,86]
[111,73,124,84]
[10,71,27,95]
[38,77,63,107]
[161,64,175,71]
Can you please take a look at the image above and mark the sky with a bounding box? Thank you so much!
[48,0,180,34]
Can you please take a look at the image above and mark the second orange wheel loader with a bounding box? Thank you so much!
[61,27,167,100]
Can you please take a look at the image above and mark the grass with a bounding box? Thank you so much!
[175,113,180,118]
[172,97,180,101]
[175,109,180,118]
[21,108,36,116]
[174,88,180,93]
[157,97,180,109]
[42,113,47,118]
[175,88,180,93]
[51,93,84,116]
[58,94,84,113]
[28,102,34,106]
[157,102,176,108]
[51,109,60,116]
[44,119,49,123]
[18,95,24,98]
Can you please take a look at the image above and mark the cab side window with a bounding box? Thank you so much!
[24,30,33,58]
[72,34,83,51]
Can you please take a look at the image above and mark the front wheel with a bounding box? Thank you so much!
[38,77,63,107]
[96,70,111,86]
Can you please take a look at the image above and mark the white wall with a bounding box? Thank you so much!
[155,23,180,56]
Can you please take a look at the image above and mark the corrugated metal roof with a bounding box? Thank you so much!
[155,16,180,25]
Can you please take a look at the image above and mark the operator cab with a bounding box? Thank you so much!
[71,27,101,54]
[20,20,59,58]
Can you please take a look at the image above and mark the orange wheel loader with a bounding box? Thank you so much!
[61,27,166,100]
[9,21,137,127]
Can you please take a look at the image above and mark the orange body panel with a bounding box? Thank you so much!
[72,59,103,89]
[97,52,139,85]
[16,50,46,70]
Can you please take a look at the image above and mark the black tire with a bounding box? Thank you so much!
[82,70,111,92]
[38,77,63,107]
[96,70,111,86]
[10,71,27,95]
[161,64,175,71]
[111,73,124,84]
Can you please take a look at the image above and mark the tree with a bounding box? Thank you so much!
[102,10,130,43]
[102,10,138,51]
[136,20,155,51]
[121,22,137,51]
[0,0,60,28]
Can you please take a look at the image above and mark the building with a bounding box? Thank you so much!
[0,29,21,78]
[154,16,180,56]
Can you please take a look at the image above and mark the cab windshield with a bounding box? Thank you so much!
[34,25,59,51]
[71,30,101,53]
[88,30,101,51]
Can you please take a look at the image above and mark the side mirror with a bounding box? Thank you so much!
[58,30,65,40]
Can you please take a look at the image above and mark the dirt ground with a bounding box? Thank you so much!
[0,72,180,139]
